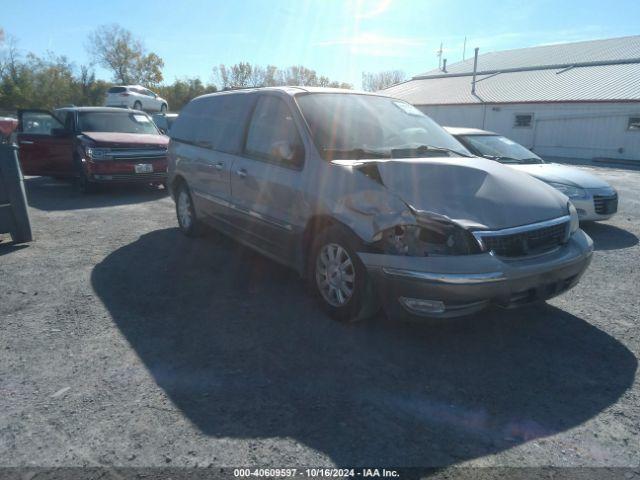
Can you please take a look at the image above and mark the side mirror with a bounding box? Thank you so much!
[271,141,303,167]
[51,128,70,137]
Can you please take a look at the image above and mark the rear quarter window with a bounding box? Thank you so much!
[108,87,127,93]
[169,100,206,144]
[195,93,256,154]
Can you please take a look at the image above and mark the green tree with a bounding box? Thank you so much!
[87,24,164,86]
[155,78,217,111]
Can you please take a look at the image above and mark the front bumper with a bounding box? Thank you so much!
[90,172,167,183]
[86,160,168,183]
[572,188,618,221]
[359,229,593,319]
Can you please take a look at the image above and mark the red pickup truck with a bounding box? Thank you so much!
[16,107,168,192]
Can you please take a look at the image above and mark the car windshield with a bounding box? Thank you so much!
[460,134,544,164]
[296,93,471,160]
[77,111,159,134]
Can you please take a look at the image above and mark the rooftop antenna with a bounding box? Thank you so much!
[436,42,443,70]
[462,36,467,61]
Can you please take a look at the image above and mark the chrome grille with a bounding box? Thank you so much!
[107,147,167,162]
[473,216,570,258]
[593,194,618,215]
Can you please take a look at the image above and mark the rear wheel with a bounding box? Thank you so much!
[175,182,202,237]
[133,100,142,110]
[309,225,378,323]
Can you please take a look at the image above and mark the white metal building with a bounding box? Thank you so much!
[384,35,640,162]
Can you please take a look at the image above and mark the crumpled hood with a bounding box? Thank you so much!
[346,157,569,230]
[81,132,169,148]
[509,162,610,189]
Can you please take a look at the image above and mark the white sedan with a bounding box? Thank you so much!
[105,85,168,113]
[446,127,618,221]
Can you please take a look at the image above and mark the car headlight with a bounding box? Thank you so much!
[373,222,479,256]
[546,181,587,199]
[86,147,111,160]
[568,202,579,233]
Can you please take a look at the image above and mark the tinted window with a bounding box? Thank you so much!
[108,87,127,93]
[168,100,203,143]
[54,110,74,131]
[77,111,159,134]
[196,94,255,153]
[245,95,302,164]
[152,115,168,130]
[628,117,640,131]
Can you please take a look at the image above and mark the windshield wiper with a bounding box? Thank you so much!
[323,148,391,160]
[484,155,522,164]
[391,144,471,158]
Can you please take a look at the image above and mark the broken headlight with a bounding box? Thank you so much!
[373,223,479,256]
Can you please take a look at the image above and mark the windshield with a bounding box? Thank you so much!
[296,93,470,160]
[77,111,159,134]
[460,134,543,164]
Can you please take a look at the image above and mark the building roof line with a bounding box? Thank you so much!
[412,99,640,107]
[412,57,640,80]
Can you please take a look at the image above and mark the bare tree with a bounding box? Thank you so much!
[213,63,351,90]
[87,24,164,86]
[361,70,406,92]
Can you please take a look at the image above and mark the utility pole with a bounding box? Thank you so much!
[462,36,467,61]
[436,42,443,70]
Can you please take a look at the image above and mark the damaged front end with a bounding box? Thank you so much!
[371,213,481,257]
[326,158,592,319]
[334,159,482,257]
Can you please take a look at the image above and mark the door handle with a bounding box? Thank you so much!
[215,162,224,171]
[236,168,247,179]
[20,140,34,145]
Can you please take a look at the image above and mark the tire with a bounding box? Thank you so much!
[133,101,142,111]
[175,181,202,237]
[160,103,167,113]
[75,162,96,194]
[309,224,379,323]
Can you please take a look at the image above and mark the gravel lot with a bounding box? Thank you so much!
[1,165,639,469]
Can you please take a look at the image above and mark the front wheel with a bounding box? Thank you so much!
[309,225,379,323]
[160,103,167,113]
[175,182,202,237]
[76,163,96,194]
[133,100,142,110]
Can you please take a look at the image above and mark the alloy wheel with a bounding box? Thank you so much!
[315,243,356,307]
[177,189,193,230]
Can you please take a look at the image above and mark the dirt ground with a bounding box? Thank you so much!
[1,166,639,469]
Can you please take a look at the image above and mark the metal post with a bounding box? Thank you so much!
[442,58,447,72]
[471,47,479,95]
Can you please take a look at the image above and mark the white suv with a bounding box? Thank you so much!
[105,85,168,112]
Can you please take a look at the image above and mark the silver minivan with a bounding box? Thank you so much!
[168,87,593,322]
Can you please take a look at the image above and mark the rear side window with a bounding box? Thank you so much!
[108,87,127,94]
[197,94,256,153]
